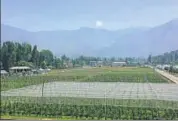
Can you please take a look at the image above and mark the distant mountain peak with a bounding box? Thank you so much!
[1,18,178,57]
[165,18,178,26]
[170,18,178,22]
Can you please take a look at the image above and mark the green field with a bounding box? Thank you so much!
[1,67,169,91]
[1,96,178,120]
[2,96,178,109]
[1,67,177,120]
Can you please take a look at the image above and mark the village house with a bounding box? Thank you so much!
[9,66,31,76]
[89,61,97,67]
[112,62,127,67]
[1,70,8,77]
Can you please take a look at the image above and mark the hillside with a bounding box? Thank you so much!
[1,19,178,57]
[96,19,178,57]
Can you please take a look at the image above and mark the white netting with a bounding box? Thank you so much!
[2,82,178,102]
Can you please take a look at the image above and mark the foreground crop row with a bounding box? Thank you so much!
[1,97,178,120]
[2,96,178,109]
[1,102,178,120]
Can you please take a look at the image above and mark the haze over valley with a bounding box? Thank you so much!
[1,19,178,57]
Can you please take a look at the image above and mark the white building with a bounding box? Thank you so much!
[156,64,171,70]
[156,65,162,69]
[173,65,178,70]
[112,62,126,67]
[89,61,97,67]
[10,66,31,73]
[1,70,8,76]
[97,61,103,67]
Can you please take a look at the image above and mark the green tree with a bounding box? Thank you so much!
[31,45,39,67]
[152,50,178,64]
[41,61,47,69]
[22,42,32,61]
[39,49,53,66]
[147,54,152,64]
[53,57,63,69]
[1,41,16,71]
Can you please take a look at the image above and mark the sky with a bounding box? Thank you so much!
[1,0,178,31]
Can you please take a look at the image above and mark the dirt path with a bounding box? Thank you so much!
[155,69,178,84]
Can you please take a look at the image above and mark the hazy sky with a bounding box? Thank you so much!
[1,0,178,31]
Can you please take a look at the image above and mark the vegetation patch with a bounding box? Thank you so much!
[1,67,169,91]
[1,96,178,120]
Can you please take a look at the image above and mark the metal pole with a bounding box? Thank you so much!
[105,91,107,120]
[42,78,45,98]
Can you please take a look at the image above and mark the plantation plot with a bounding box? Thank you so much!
[2,82,178,101]
[1,67,171,92]
[1,67,178,120]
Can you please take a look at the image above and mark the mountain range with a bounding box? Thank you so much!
[1,19,178,57]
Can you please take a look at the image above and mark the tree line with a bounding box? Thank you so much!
[1,41,147,71]
[0,41,103,71]
[151,50,178,65]
[0,41,54,71]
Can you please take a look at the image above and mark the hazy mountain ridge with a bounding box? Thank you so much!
[1,19,178,57]
[96,19,178,57]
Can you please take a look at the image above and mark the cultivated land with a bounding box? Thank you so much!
[1,67,178,120]
[1,67,170,91]
[2,82,178,101]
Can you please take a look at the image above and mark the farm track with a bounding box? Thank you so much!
[155,69,178,84]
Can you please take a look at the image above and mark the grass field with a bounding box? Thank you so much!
[1,67,178,120]
[1,67,170,91]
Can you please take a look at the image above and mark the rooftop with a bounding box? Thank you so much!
[112,62,126,64]
[1,70,8,74]
[174,65,178,69]
[10,66,31,70]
